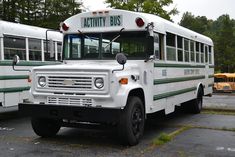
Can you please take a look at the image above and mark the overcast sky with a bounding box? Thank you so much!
[82,0,235,23]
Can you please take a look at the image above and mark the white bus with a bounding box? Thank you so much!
[17,9,214,145]
[0,20,63,108]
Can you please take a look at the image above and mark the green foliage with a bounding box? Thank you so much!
[153,126,192,146]
[0,0,82,29]
[153,133,172,146]
[180,13,235,72]
[105,0,178,21]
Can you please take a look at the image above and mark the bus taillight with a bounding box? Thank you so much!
[62,23,69,31]
[135,17,145,27]
[28,76,32,83]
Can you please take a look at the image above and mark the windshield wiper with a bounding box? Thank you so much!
[78,30,93,42]
[104,28,125,49]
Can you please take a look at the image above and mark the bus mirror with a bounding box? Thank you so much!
[116,53,127,65]
[147,36,154,56]
[13,55,20,65]
[112,53,127,73]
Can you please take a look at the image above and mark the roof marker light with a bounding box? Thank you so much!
[135,17,145,27]
[62,23,69,31]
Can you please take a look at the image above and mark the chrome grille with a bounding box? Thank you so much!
[47,76,92,89]
[47,97,93,106]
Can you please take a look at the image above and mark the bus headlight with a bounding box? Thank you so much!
[94,77,104,89]
[38,76,46,87]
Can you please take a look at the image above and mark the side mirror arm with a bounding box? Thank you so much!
[12,55,31,72]
[112,64,124,73]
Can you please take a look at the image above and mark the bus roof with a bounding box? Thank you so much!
[214,73,235,78]
[0,20,62,41]
[62,9,213,46]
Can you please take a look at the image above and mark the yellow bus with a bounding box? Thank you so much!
[213,73,235,92]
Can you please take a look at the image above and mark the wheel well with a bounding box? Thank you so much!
[198,84,204,96]
[128,88,145,109]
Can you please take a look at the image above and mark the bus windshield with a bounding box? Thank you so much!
[63,31,148,60]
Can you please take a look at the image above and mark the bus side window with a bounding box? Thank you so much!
[159,34,164,60]
[208,46,212,64]
[177,36,183,62]
[200,43,204,63]
[44,40,56,61]
[205,45,208,63]
[196,42,200,63]
[154,33,165,60]
[190,40,195,62]
[153,33,159,59]
[3,35,26,60]
[29,38,42,61]
[184,39,189,62]
[57,42,62,61]
[166,32,176,61]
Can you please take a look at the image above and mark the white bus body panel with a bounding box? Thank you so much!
[0,20,63,108]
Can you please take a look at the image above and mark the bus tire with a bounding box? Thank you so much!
[118,96,145,146]
[31,118,61,137]
[191,88,203,114]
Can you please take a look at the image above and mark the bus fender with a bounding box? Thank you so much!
[115,83,144,109]
[196,83,204,97]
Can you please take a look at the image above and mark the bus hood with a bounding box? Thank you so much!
[32,60,138,72]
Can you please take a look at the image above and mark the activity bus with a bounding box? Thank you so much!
[16,9,214,145]
[213,73,235,92]
[0,20,63,109]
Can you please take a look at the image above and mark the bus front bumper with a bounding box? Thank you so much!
[19,103,121,123]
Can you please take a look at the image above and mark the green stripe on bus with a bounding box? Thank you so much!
[0,61,61,66]
[153,87,197,101]
[154,75,205,85]
[154,63,205,68]
[209,65,215,68]
[208,75,214,78]
[0,75,29,80]
[0,86,30,93]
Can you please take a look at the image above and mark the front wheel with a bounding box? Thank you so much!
[118,96,145,146]
[31,118,61,137]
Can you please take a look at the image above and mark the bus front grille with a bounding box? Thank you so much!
[47,76,93,89]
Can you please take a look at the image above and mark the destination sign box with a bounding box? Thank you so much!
[81,15,122,28]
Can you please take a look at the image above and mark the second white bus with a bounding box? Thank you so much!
[0,20,62,108]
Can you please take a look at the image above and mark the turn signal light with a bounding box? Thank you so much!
[135,17,145,27]
[119,78,128,85]
[62,23,69,31]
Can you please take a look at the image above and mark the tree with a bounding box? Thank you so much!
[179,12,235,73]
[42,0,82,29]
[0,0,82,29]
[213,15,235,72]
[105,0,178,21]
[179,12,211,34]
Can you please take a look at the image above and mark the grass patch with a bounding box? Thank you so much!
[153,133,172,146]
[153,126,192,146]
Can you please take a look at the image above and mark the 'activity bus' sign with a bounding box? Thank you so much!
[81,15,122,28]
